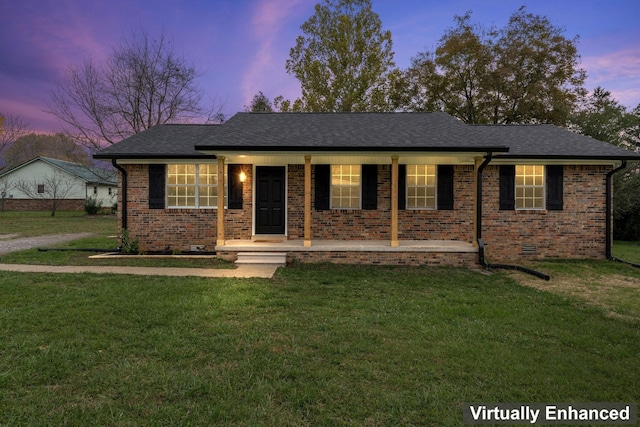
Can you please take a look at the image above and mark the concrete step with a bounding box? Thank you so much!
[235,252,287,265]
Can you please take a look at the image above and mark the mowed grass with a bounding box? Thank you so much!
[1,264,639,426]
[0,211,116,237]
[613,240,640,264]
[0,211,233,268]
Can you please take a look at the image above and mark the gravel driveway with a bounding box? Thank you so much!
[0,233,94,255]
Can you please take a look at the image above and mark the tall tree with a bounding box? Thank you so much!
[403,7,586,125]
[282,0,397,112]
[49,29,223,151]
[571,87,636,148]
[571,88,640,241]
[3,133,91,171]
[245,91,274,113]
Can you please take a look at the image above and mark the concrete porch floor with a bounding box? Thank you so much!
[216,239,477,253]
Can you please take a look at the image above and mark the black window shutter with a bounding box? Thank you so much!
[314,164,330,210]
[361,164,378,210]
[499,165,515,210]
[398,164,406,210]
[149,164,165,209]
[228,164,243,209]
[546,165,564,210]
[437,165,454,210]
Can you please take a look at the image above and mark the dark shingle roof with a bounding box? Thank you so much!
[195,112,506,151]
[469,124,639,160]
[94,124,220,159]
[94,112,640,161]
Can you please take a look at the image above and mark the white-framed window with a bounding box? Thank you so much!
[407,165,436,209]
[93,186,98,195]
[515,165,545,209]
[37,184,45,194]
[167,164,226,208]
[331,165,360,209]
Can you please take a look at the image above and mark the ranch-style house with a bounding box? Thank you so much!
[94,112,640,267]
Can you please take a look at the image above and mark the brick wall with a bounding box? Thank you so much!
[1,198,84,211]
[218,250,477,267]
[481,164,610,262]
[124,164,215,251]
[120,163,611,262]
[288,164,474,242]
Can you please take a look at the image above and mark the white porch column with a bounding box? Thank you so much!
[391,155,399,247]
[216,156,225,245]
[304,155,312,247]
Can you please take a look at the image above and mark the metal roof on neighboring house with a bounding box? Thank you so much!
[93,112,640,161]
[0,156,117,185]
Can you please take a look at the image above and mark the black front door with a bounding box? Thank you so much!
[255,166,286,234]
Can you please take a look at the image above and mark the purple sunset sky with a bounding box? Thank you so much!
[1,0,639,135]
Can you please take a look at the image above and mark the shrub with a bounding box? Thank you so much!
[84,196,102,215]
[120,228,139,254]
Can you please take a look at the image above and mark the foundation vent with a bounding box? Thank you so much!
[522,245,537,255]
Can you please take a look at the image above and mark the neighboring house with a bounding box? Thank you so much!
[94,112,640,266]
[0,156,117,211]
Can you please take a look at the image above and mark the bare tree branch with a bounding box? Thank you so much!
[0,112,29,154]
[48,29,223,151]
[14,170,79,216]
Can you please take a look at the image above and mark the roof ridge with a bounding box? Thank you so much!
[239,111,450,115]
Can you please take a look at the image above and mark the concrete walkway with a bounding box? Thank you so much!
[0,263,280,278]
[0,233,281,278]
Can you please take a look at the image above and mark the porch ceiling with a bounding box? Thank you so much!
[209,152,482,166]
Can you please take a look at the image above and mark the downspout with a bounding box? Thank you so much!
[112,159,128,230]
[606,160,639,268]
[476,153,493,244]
[606,160,626,259]
[476,152,550,281]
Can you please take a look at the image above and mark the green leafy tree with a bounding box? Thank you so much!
[614,172,640,241]
[403,13,492,121]
[281,0,397,112]
[571,87,637,148]
[245,91,274,113]
[403,7,586,125]
[571,88,640,241]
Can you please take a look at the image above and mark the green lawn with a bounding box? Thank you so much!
[0,211,233,268]
[1,211,639,425]
[1,264,639,426]
[0,211,117,237]
[613,240,640,264]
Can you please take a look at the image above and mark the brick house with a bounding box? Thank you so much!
[94,112,640,267]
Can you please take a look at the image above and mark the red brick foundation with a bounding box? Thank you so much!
[1,198,84,211]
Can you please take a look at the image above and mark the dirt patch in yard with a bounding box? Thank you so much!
[508,267,640,323]
[0,233,94,255]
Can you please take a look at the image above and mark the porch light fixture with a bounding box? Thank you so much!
[239,171,247,183]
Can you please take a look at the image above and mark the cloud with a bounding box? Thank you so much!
[581,48,640,107]
[582,49,640,83]
[241,0,311,107]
